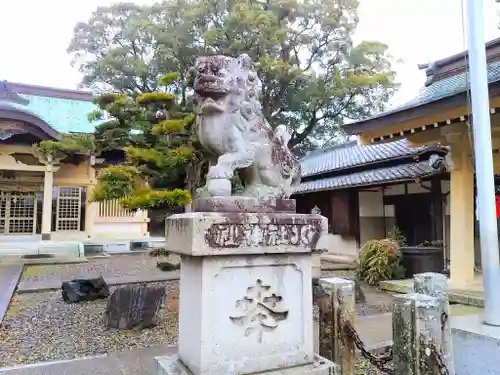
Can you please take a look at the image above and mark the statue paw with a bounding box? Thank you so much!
[207,165,233,180]
[206,178,232,197]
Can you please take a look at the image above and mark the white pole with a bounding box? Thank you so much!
[466,0,500,326]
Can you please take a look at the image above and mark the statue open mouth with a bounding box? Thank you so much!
[195,76,228,114]
[199,97,225,114]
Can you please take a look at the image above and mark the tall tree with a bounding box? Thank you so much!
[69,0,398,155]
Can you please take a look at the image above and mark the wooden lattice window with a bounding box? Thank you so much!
[0,193,37,234]
[56,187,82,231]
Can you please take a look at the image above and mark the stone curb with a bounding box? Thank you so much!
[16,271,181,294]
[0,265,24,327]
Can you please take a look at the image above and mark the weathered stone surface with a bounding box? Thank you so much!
[312,277,328,302]
[319,277,356,375]
[104,284,166,330]
[413,272,455,374]
[191,54,301,199]
[156,354,339,375]
[61,276,109,303]
[176,254,316,375]
[157,209,336,375]
[165,211,327,256]
[393,293,445,375]
[340,275,366,304]
[193,197,296,213]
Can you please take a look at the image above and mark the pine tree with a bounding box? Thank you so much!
[88,72,203,210]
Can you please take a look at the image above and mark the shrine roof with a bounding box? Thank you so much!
[296,160,439,194]
[342,37,500,136]
[0,81,100,134]
[297,139,448,193]
[300,139,439,178]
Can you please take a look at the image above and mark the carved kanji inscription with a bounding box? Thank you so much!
[229,279,289,342]
[204,221,322,248]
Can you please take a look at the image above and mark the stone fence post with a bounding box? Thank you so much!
[319,277,356,375]
[393,293,452,375]
[414,272,455,375]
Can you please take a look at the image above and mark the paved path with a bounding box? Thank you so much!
[0,264,23,326]
[0,345,176,375]
[352,303,485,350]
[17,271,181,293]
[355,313,393,349]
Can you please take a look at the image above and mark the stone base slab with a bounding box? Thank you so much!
[165,212,327,256]
[193,197,296,213]
[155,354,339,375]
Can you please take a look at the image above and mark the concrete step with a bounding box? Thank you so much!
[0,345,176,375]
[0,241,84,258]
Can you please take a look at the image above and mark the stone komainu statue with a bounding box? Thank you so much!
[191,54,302,199]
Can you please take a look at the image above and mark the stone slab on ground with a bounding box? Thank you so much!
[452,313,500,375]
[16,271,181,293]
[0,345,177,375]
[380,278,485,307]
[155,354,338,375]
[0,257,87,265]
[0,264,23,326]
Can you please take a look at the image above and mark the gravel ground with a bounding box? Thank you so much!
[20,254,172,284]
[0,281,179,367]
[355,358,389,375]
[1,258,395,369]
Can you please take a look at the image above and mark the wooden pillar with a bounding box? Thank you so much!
[431,176,444,242]
[449,149,475,284]
[41,166,54,240]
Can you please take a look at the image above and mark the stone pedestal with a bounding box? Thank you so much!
[155,205,337,375]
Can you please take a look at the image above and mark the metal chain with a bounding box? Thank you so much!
[337,310,393,374]
[428,344,450,375]
[338,309,451,375]
[427,312,450,375]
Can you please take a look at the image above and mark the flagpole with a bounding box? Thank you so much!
[466,0,500,326]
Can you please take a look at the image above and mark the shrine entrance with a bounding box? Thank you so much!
[0,192,37,234]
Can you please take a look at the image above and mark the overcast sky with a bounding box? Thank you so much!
[1,0,499,108]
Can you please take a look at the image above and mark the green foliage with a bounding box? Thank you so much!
[158,72,180,86]
[87,109,103,122]
[388,226,407,247]
[68,0,398,155]
[119,188,192,210]
[416,240,444,248]
[90,70,205,209]
[149,248,170,257]
[157,261,181,271]
[136,92,176,106]
[358,238,405,286]
[92,165,140,201]
[35,133,95,161]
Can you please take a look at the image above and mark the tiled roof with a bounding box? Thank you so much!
[300,139,426,178]
[11,93,100,133]
[296,160,436,194]
[354,59,500,123]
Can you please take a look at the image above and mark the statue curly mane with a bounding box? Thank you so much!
[191,54,301,199]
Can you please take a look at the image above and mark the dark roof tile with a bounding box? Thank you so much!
[296,160,436,194]
[300,139,426,178]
